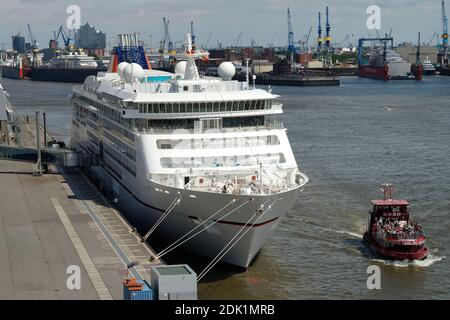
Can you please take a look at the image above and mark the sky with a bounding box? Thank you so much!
[0,0,445,50]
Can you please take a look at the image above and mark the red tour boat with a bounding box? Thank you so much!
[363,184,428,260]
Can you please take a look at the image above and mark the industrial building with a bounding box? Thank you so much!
[12,33,26,54]
[251,60,274,74]
[395,44,438,64]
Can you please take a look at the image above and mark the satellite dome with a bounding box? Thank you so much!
[218,62,235,80]
[175,60,187,76]
[117,62,129,78]
[124,63,145,83]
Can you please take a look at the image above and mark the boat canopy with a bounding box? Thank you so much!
[371,200,409,206]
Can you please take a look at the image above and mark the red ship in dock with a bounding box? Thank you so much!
[363,184,428,261]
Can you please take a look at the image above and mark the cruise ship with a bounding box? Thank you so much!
[30,51,106,83]
[70,34,308,268]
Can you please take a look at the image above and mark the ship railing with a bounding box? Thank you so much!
[150,171,298,195]
[159,159,281,169]
[142,123,284,135]
[378,229,424,241]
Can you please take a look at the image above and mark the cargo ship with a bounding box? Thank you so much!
[363,184,428,261]
[359,48,421,81]
[30,51,106,83]
[0,57,30,80]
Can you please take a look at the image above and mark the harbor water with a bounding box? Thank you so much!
[3,76,449,299]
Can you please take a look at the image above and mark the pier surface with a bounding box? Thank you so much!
[0,117,161,299]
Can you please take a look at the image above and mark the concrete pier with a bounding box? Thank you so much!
[0,116,162,300]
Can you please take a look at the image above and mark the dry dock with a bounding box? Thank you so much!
[0,117,162,299]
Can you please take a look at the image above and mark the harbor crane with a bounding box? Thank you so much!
[322,6,333,67]
[27,24,38,50]
[203,32,213,49]
[191,21,196,48]
[325,6,332,50]
[300,27,313,53]
[234,32,242,48]
[317,12,323,52]
[160,17,173,53]
[441,0,448,65]
[54,26,73,49]
[287,7,296,55]
[428,31,438,46]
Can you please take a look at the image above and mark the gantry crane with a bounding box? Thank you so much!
[287,7,296,55]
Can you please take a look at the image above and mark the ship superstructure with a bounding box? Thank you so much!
[70,33,308,268]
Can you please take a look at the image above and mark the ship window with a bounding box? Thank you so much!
[173,103,179,113]
[180,103,186,113]
[232,101,239,111]
[183,86,189,91]
[239,101,245,111]
[139,104,144,113]
[220,102,226,112]
[186,102,192,113]
[244,100,251,110]
[213,102,219,112]
[153,104,159,113]
[193,103,200,112]
[207,102,213,112]
[200,102,206,112]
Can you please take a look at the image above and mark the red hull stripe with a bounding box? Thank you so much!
[214,217,279,227]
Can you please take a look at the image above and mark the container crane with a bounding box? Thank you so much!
[287,7,296,55]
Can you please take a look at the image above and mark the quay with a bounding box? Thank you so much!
[255,74,340,87]
[0,115,163,299]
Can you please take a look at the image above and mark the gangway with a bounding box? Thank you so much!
[0,144,95,167]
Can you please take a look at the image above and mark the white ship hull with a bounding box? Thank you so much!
[89,163,303,268]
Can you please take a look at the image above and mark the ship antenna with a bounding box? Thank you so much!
[245,58,250,88]
[380,183,393,200]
